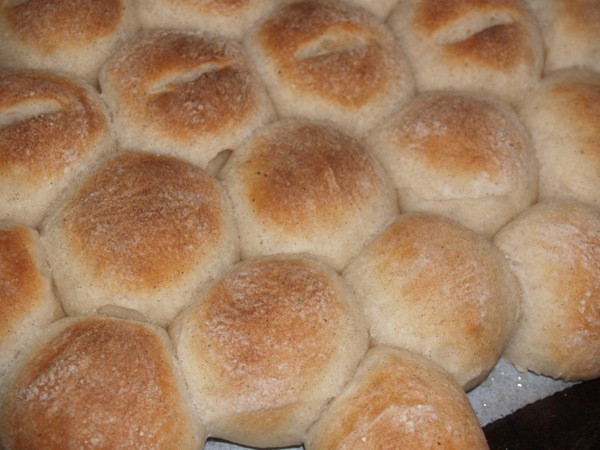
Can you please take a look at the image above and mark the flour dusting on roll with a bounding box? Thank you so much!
[0,315,204,449]
[0,69,116,228]
[518,68,600,207]
[243,0,415,137]
[494,200,600,381]
[170,254,369,448]
[305,346,489,449]
[367,90,538,237]
[0,0,140,84]
[41,151,240,327]
[387,0,544,105]
[99,29,276,169]
[343,212,521,391]
[219,118,399,271]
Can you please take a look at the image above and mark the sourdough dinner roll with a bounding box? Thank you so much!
[0,0,139,84]
[518,68,600,207]
[493,200,600,381]
[41,151,240,327]
[525,0,600,73]
[218,119,399,271]
[0,315,204,449]
[0,69,116,229]
[0,225,62,382]
[387,0,544,105]
[343,212,521,391]
[243,0,415,137]
[99,29,276,169]
[305,346,489,449]
[169,254,369,448]
[367,91,538,237]
[136,0,279,41]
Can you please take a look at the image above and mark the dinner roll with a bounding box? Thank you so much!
[169,254,369,448]
[494,200,600,381]
[0,0,139,84]
[387,0,544,105]
[305,346,489,449]
[41,151,240,327]
[367,91,538,237]
[0,69,116,229]
[99,29,276,169]
[136,0,279,41]
[525,0,600,73]
[343,212,521,391]
[0,225,63,382]
[243,0,415,137]
[218,119,399,271]
[518,68,600,207]
[0,315,204,449]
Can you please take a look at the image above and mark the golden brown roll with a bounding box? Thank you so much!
[218,119,399,271]
[494,200,600,381]
[243,0,415,137]
[41,150,240,327]
[343,212,521,391]
[0,0,140,85]
[169,254,369,448]
[98,29,276,169]
[367,90,538,237]
[0,224,63,382]
[518,68,600,207]
[136,0,279,41]
[387,0,544,105]
[0,68,116,229]
[525,0,600,73]
[346,0,399,19]
[305,346,489,449]
[0,314,205,449]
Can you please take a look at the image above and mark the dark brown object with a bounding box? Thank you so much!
[484,378,600,450]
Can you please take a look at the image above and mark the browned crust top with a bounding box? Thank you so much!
[102,29,262,140]
[0,69,108,181]
[61,151,226,290]
[1,317,195,448]
[190,257,348,412]
[414,0,534,70]
[5,0,124,52]
[238,121,380,232]
[257,0,407,107]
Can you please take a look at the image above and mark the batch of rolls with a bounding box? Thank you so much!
[0,0,599,448]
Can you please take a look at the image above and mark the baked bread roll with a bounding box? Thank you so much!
[136,0,279,41]
[493,200,600,381]
[243,0,415,137]
[0,224,63,382]
[387,0,544,105]
[343,212,521,391]
[218,119,399,271]
[41,150,240,327]
[367,91,538,237]
[518,68,600,207]
[0,0,139,85]
[98,29,276,169]
[169,254,369,448]
[0,69,116,229]
[525,0,600,73]
[305,346,489,449]
[0,315,204,449]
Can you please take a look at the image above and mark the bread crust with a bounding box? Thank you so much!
[0,315,204,449]
[170,254,369,448]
